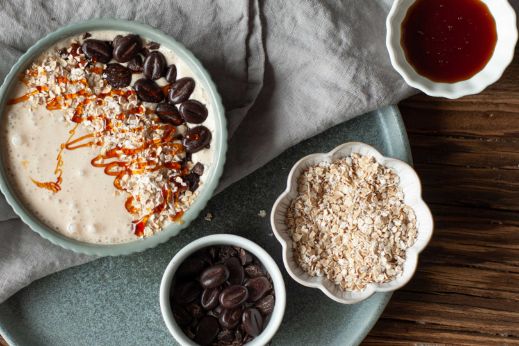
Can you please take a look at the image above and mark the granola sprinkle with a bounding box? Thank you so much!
[285,153,418,291]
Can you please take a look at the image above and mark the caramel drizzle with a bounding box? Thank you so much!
[7,57,187,236]
[7,86,48,105]
[30,123,80,193]
[89,125,184,233]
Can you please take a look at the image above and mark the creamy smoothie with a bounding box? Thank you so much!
[0,31,215,244]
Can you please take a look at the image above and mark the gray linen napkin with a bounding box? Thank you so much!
[0,0,412,303]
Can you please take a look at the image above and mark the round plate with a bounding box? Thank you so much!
[0,106,410,345]
[0,19,227,256]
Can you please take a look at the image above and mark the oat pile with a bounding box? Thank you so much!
[18,38,199,236]
[286,153,418,291]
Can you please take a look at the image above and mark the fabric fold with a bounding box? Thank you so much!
[0,0,413,304]
[0,0,264,304]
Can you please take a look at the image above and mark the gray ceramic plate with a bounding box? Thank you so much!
[0,106,411,346]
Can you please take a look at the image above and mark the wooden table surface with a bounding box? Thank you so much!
[1,54,518,346]
[362,51,519,345]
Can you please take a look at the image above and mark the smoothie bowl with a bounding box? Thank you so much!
[0,19,227,256]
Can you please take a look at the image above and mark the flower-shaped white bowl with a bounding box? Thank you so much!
[270,142,433,304]
[386,0,517,99]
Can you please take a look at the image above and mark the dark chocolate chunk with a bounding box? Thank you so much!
[245,276,272,302]
[104,63,132,88]
[165,64,177,83]
[242,308,263,337]
[81,39,112,63]
[182,126,212,154]
[200,264,230,289]
[133,78,164,103]
[179,100,208,124]
[168,77,195,104]
[194,316,219,345]
[219,285,248,309]
[113,34,142,63]
[127,55,144,73]
[143,51,166,80]
[156,103,184,126]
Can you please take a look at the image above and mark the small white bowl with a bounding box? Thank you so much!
[270,142,434,304]
[160,234,286,346]
[386,0,517,99]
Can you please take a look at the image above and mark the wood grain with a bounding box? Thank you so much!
[363,50,519,345]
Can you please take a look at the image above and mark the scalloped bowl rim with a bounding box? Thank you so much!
[0,19,227,256]
[386,0,518,99]
[270,142,434,304]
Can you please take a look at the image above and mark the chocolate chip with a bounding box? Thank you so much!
[146,41,161,50]
[200,264,230,289]
[168,77,195,104]
[179,100,208,124]
[156,103,184,126]
[239,248,253,266]
[225,257,245,285]
[219,285,249,309]
[255,294,275,315]
[165,64,177,83]
[113,35,123,47]
[245,276,272,302]
[194,316,219,345]
[219,307,243,329]
[143,51,166,80]
[127,55,143,73]
[244,264,265,278]
[133,78,164,103]
[185,302,204,319]
[113,34,142,63]
[104,63,132,88]
[201,287,221,310]
[191,162,204,176]
[218,246,238,262]
[81,39,112,63]
[242,308,263,337]
[183,126,212,154]
[184,173,200,192]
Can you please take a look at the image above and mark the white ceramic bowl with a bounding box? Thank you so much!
[386,0,518,99]
[160,234,286,346]
[270,142,434,304]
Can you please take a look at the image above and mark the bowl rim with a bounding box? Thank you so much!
[0,18,227,256]
[159,234,287,346]
[386,0,518,99]
[270,142,434,304]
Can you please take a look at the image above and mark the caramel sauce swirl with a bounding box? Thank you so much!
[7,47,188,236]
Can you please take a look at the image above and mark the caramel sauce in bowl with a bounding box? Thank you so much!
[386,0,517,98]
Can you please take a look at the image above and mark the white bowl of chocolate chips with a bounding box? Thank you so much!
[160,234,286,346]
